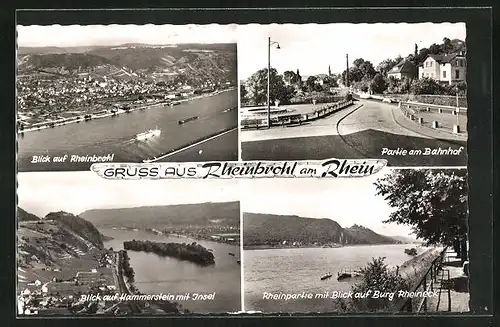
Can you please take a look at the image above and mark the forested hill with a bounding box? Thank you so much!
[79,201,240,229]
[243,213,399,246]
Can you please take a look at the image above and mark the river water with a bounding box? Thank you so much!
[101,228,241,313]
[244,244,430,313]
[18,90,238,171]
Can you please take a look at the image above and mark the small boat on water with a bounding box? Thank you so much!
[228,253,235,256]
[136,128,161,141]
[337,269,364,281]
[320,273,333,280]
[178,116,199,124]
[237,260,241,265]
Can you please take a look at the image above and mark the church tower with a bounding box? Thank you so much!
[328,65,331,76]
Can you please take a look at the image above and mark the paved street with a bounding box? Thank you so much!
[241,100,467,166]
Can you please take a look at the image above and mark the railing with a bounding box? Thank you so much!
[240,99,354,129]
[399,101,467,116]
[397,247,449,313]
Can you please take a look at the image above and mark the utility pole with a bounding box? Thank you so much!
[456,85,460,127]
[346,54,350,89]
[267,37,271,129]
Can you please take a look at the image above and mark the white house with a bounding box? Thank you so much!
[387,60,417,80]
[418,53,466,84]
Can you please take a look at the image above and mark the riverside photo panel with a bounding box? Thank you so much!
[241,168,470,313]
[238,23,468,167]
[17,24,239,172]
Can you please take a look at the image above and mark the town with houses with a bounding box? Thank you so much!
[241,37,467,109]
[17,73,235,131]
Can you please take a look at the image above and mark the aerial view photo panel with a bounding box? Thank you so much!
[17,24,238,172]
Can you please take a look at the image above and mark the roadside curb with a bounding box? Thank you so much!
[390,106,467,147]
[334,104,370,158]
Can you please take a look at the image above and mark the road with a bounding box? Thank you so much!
[114,251,141,314]
[240,100,467,167]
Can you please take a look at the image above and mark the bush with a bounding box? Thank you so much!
[334,257,411,312]
[289,94,344,105]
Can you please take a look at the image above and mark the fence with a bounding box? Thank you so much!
[240,99,354,129]
[385,94,467,108]
[397,247,450,313]
[399,101,467,116]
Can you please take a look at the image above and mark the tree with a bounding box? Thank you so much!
[245,68,292,105]
[442,37,453,53]
[359,61,376,79]
[413,48,430,66]
[240,84,247,101]
[414,43,418,57]
[370,73,387,94]
[296,69,302,84]
[376,58,397,75]
[306,76,317,92]
[410,77,443,95]
[342,66,364,84]
[428,43,442,55]
[283,70,298,85]
[353,58,365,68]
[322,75,338,88]
[334,257,411,312]
[374,169,468,262]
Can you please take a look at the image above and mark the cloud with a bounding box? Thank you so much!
[17,24,237,47]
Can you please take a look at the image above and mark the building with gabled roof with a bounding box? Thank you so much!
[418,52,466,84]
[387,60,417,80]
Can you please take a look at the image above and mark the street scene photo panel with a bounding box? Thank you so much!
[238,23,467,167]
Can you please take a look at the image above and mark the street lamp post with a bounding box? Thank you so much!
[455,86,460,127]
[267,37,280,129]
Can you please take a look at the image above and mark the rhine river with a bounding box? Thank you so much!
[244,244,431,313]
[101,228,241,314]
[18,90,238,171]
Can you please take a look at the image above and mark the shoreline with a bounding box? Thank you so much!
[143,125,237,163]
[243,242,413,251]
[17,87,236,134]
[103,227,240,247]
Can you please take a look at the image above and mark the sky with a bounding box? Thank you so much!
[17,172,240,217]
[241,168,414,238]
[238,23,466,79]
[16,24,237,47]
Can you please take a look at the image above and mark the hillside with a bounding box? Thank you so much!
[243,213,358,246]
[389,235,418,244]
[46,211,105,248]
[344,224,401,245]
[243,213,401,247]
[18,207,40,222]
[79,201,240,229]
[17,209,105,268]
[17,43,237,86]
